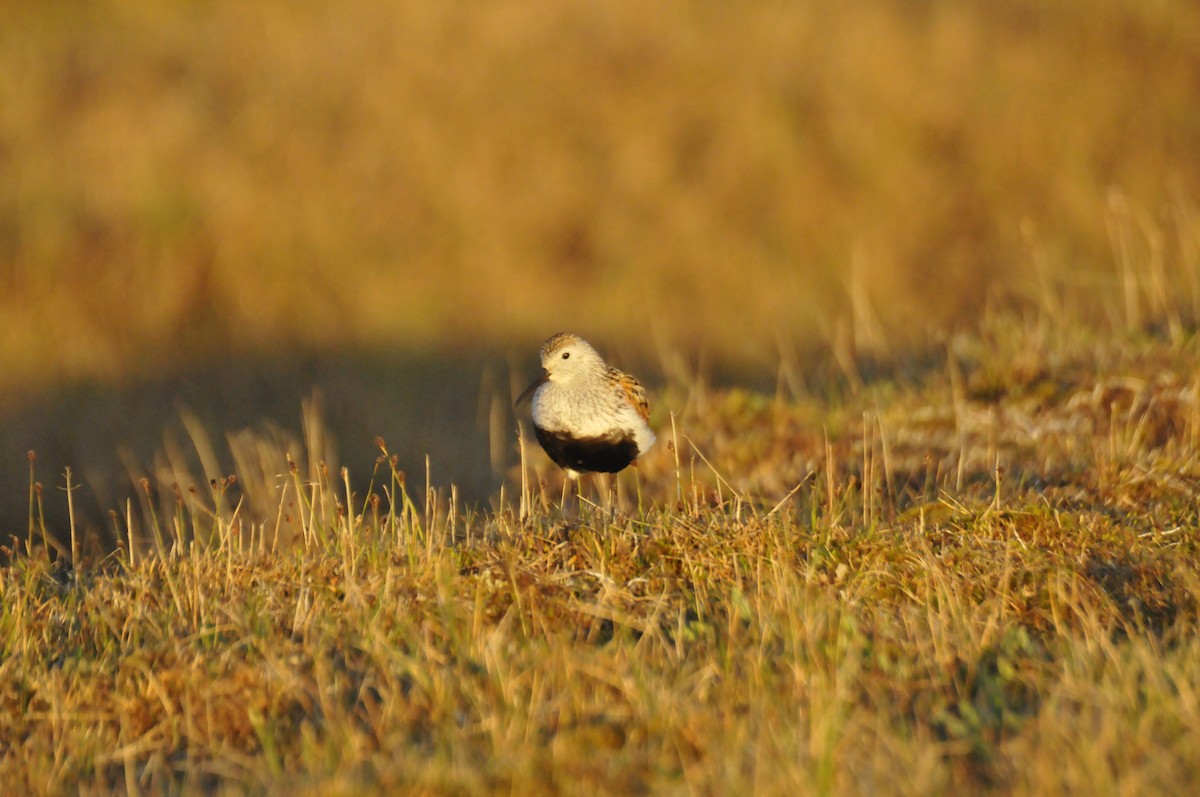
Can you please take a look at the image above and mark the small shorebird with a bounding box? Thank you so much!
[516,332,656,486]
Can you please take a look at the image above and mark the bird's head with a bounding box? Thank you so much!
[515,332,605,406]
[538,332,604,385]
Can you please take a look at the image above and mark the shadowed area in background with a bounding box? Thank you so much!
[0,350,529,550]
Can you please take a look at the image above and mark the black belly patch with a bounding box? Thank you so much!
[533,426,640,474]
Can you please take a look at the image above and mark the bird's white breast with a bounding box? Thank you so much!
[532,382,656,455]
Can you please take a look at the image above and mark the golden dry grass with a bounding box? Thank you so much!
[2,0,1200,389]
[4,295,1200,795]
[4,3,1200,794]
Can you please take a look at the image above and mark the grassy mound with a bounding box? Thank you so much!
[4,305,1199,795]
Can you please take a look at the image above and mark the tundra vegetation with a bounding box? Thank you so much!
[2,2,1200,794]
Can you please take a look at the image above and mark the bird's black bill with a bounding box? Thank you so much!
[515,369,550,407]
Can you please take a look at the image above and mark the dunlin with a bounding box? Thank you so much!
[516,332,656,480]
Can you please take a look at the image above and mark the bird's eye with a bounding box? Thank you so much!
[562,352,570,360]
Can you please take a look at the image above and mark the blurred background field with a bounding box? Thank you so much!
[3,0,1200,536]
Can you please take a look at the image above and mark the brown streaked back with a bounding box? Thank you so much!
[610,367,651,422]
